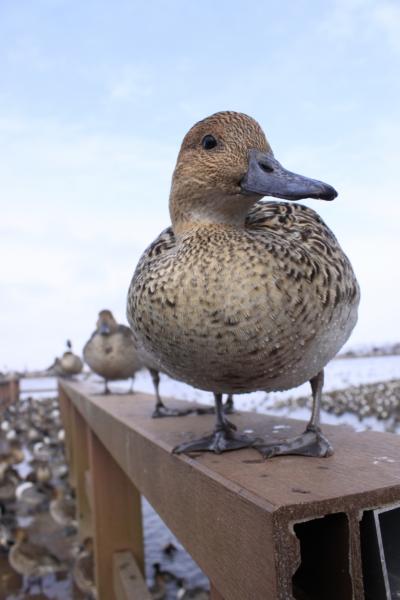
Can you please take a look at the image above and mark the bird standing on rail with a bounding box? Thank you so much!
[84,310,193,416]
[127,111,359,456]
[83,310,143,394]
[48,340,83,378]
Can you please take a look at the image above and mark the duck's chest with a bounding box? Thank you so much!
[133,230,336,341]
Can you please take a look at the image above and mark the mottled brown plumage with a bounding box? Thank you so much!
[127,111,360,455]
[50,341,83,377]
[83,310,142,393]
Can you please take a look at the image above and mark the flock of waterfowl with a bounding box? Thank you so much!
[0,395,96,598]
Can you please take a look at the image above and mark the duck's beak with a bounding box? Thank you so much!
[99,323,111,335]
[241,150,337,201]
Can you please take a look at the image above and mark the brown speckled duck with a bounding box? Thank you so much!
[8,528,66,589]
[52,340,83,377]
[127,111,360,456]
[83,310,142,394]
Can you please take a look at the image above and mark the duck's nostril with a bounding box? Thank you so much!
[258,161,274,174]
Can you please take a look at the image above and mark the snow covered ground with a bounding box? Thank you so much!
[101,354,400,433]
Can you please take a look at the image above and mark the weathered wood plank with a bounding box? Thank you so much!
[88,428,145,600]
[113,551,151,600]
[70,404,92,540]
[210,583,225,599]
[60,380,400,600]
[0,377,19,412]
[58,384,73,477]
[85,469,93,512]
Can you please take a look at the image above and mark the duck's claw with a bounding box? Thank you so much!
[173,426,253,454]
[254,426,334,459]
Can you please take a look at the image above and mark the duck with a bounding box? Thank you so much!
[127,111,360,456]
[15,482,51,514]
[83,310,143,394]
[72,537,97,599]
[149,562,176,599]
[177,579,210,600]
[8,528,66,590]
[49,340,83,377]
[0,462,20,503]
[26,459,52,485]
[49,486,77,531]
[83,311,196,417]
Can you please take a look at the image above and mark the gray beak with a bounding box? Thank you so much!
[99,323,111,335]
[241,149,338,201]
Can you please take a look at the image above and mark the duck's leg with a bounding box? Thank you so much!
[150,369,192,418]
[104,379,110,395]
[254,370,333,459]
[224,394,235,414]
[173,393,255,454]
[195,393,235,415]
[128,377,135,394]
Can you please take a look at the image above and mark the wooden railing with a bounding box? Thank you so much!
[0,376,20,413]
[58,379,400,600]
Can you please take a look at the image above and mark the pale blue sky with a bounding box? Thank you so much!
[1,0,399,369]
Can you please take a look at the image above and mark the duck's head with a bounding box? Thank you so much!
[170,111,337,234]
[14,528,28,543]
[96,310,118,336]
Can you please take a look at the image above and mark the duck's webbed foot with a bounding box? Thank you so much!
[254,425,333,459]
[173,420,254,454]
[152,404,192,418]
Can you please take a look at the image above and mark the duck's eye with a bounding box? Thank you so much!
[202,135,217,150]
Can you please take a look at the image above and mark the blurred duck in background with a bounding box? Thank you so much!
[8,528,66,593]
[48,340,83,378]
[83,309,143,394]
[72,537,97,599]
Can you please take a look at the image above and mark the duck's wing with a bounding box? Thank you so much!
[131,227,176,278]
[246,200,340,246]
[21,541,61,566]
[246,200,360,305]
[127,227,175,334]
[117,324,136,339]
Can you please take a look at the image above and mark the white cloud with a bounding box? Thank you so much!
[0,111,177,369]
[108,66,153,101]
[320,0,400,52]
